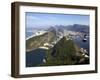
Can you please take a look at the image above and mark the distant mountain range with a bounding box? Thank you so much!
[66,24,89,33]
[47,24,89,34]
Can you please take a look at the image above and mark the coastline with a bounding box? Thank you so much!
[26,31,47,40]
[26,46,49,52]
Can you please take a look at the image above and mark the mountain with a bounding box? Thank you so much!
[26,30,57,52]
[48,24,89,34]
[42,37,89,66]
[26,24,89,52]
[66,24,89,33]
[26,24,89,66]
[45,37,77,65]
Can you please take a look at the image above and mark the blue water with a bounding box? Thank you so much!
[73,36,89,54]
[26,49,46,67]
[26,32,33,38]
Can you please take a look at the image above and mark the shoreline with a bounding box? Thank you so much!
[26,31,47,40]
[26,47,49,52]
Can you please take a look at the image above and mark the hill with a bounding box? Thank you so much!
[26,31,56,52]
[41,37,89,66]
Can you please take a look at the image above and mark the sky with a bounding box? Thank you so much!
[26,12,90,28]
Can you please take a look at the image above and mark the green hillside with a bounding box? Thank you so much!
[41,37,89,66]
[44,37,77,65]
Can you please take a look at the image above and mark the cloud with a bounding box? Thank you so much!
[26,15,40,21]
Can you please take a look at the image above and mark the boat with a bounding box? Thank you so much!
[83,38,87,42]
[82,34,87,42]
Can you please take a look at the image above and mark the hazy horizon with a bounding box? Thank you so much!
[26,12,90,28]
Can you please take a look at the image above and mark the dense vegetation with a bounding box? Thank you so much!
[38,36,89,66]
[41,37,80,66]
